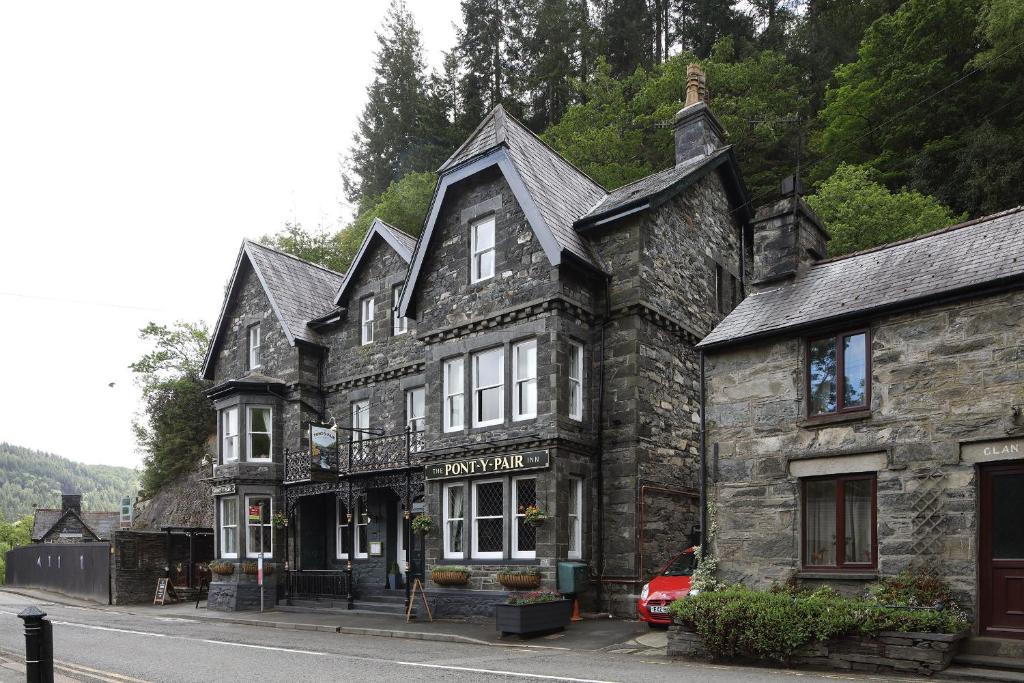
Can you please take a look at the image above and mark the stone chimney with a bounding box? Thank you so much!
[751,176,830,286]
[674,63,725,166]
[61,493,82,516]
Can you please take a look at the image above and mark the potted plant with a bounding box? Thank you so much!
[522,505,547,527]
[241,561,274,576]
[496,591,572,636]
[411,513,433,535]
[388,561,404,589]
[272,511,288,529]
[431,566,470,587]
[209,560,235,576]
[497,568,541,590]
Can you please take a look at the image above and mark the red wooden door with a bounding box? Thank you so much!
[980,463,1024,638]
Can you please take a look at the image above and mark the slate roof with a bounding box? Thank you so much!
[202,241,345,379]
[334,218,416,305]
[699,206,1024,349]
[31,508,119,542]
[378,221,417,257]
[437,105,607,267]
[577,148,732,226]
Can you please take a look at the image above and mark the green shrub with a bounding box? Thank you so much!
[671,584,968,663]
[867,565,952,608]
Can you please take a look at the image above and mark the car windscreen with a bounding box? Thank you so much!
[662,553,696,577]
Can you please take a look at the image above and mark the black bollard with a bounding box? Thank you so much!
[17,606,54,683]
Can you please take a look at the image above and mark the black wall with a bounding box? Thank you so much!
[5,543,111,604]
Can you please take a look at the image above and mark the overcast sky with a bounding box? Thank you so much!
[0,1,460,470]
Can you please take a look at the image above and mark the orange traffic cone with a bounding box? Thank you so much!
[571,597,583,622]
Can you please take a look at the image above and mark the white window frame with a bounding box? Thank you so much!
[335,499,349,560]
[406,387,425,434]
[392,285,407,335]
[471,478,505,560]
[395,501,406,575]
[360,296,375,345]
[219,497,238,559]
[443,483,465,559]
[512,476,537,560]
[354,498,369,559]
[221,407,239,463]
[351,400,369,461]
[568,476,583,559]
[472,347,504,428]
[248,324,261,369]
[443,358,464,432]
[470,215,496,283]
[568,341,584,421]
[246,406,273,461]
[512,339,537,421]
[244,495,273,559]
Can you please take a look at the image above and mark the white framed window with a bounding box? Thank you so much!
[246,406,272,460]
[472,478,504,559]
[443,483,465,559]
[470,215,495,283]
[245,495,272,559]
[443,358,464,432]
[512,476,537,559]
[360,296,375,345]
[395,501,406,574]
[392,285,407,335]
[568,341,584,421]
[354,498,368,559]
[351,400,369,460]
[221,408,239,463]
[472,347,504,427]
[219,497,238,559]
[568,476,582,559]
[248,324,261,369]
[406,387,425,433]
[512,339,537,421]
[336,499,350,560]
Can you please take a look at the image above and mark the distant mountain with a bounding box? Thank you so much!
[0,442,139,522]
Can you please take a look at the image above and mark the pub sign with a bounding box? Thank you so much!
[310,424,338,469]
[425,450,550,481]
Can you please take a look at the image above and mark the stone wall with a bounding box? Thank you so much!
[705,288,1024,609]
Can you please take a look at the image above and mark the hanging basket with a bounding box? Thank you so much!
[209,561,235,576]
[431,567,470,587]
[497,571,541,590]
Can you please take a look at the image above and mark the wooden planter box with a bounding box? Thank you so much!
[431,570,469,587]
[496,599,572,636]
[497,573,541,590]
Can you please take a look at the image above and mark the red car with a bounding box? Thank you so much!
[637,547,698,624]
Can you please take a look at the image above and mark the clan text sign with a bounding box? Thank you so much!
[424,451,549,481]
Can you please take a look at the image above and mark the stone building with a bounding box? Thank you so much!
[31,494,118,544]
[698,197,1024,638]
[201,66,751,615]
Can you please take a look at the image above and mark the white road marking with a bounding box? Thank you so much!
[389,661,622,682]
[199,640,328,656]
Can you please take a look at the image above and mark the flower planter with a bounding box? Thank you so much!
[497,573,541,590]
[241,562,274,576]
[431,569,469,587]
[496,599,572,636]
[209,562,235,576]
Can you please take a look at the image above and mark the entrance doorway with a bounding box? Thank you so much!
[980,463,1024,638]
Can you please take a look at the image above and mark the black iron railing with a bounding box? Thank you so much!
[284,429,424,483]
[285,569,349,601]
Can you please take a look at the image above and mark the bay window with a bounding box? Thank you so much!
[470,215,495,283]
[807,331,869,416]
[247,406,272,460]
[512,340,537,421]
[472,347,504,427]
[360,296,375,345]
[245,495,272,558]
[568,341,583,421]
[802,474,876,570]
[472,479,504,559]
[443,483,465,559]
[443,358,464,432]
[221,408,238,463]
[219,497,238,559]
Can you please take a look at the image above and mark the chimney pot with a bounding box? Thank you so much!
[674,63,725,166]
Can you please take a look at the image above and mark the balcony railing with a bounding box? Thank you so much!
[284,430,424,483]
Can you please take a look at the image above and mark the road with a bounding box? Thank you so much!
[0,591,922,683]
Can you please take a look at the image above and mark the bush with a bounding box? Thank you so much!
[671,584,968,662]
[507,591,562,606]
[867,565,953,608]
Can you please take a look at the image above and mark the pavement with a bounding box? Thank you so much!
[0,586,657,652]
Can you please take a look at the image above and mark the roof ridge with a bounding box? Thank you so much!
[244,239,345,278]
[375,218,416,241]
[437,106,502,172]
[813,206,1024,267]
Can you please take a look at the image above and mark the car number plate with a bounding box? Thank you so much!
[649,605,670,614]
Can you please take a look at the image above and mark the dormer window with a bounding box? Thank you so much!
[248,324,261,369]
[360,296,375,345]
[807,331,870,416]
[470,215,495,283]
